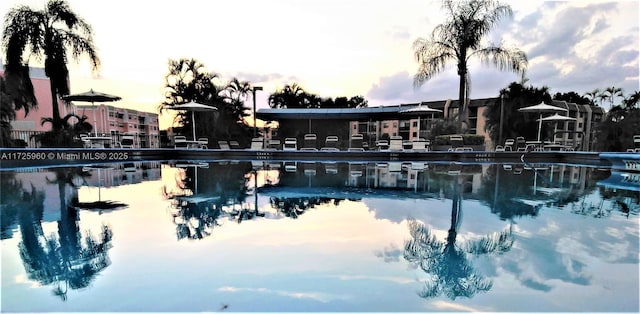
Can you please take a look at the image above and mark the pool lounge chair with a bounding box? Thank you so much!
[376,139,389,151]
[410,138,426,152]
[634,135,640,152]
[515,137,527,151]
[448,135,464,151]
[301,134,318,151]
[267,139,281,150]
[321,135,340,151]
[283,138,297,151]
[229,140,242,149]
[349,134,365,151]
[250,138,264,150]
[174,136,187,149]
[118,135,135,148]
[197,137,209,149]
[217,141,231,150]
[389,136,404,151]
[504,138,515,151]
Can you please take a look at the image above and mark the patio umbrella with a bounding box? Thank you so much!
[62,89,122,136]
[538,113,576,139]
[518,102,568,141]
[168,101,218,140]
[73,166,127,213]
[400,103,442,139]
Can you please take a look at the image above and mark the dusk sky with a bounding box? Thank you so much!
[1,0,638,129]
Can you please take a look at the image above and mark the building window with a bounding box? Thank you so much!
[412,121,417,127]
[383,122,389,129]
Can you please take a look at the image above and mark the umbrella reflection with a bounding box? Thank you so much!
[73,166,127,213]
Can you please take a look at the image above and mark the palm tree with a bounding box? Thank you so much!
[2,0,100,131]
[225,78,252,103]
[0,66,38,147]
[604,86,624,110]
[268,83,308,108]
[413,0,527,133]
[622,91,640,109]
[583,88,601,106]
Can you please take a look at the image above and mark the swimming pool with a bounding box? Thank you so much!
[1,160,638,312]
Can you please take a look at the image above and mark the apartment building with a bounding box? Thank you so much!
[1,61,160,148]
[76,104,160,148]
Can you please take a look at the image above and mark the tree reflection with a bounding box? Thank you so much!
[163,162,257,240]
[2,169,114,301]
[269,197,340,218]
[404,175,514,300]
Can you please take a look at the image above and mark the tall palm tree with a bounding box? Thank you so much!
[2,0,100,131]
[604,86,623,110]
[268,83,308,108]
[583,88,601,106]
[413,0,527,133]
[225,78,252,103]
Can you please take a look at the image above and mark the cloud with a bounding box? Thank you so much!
[373,243,403,263]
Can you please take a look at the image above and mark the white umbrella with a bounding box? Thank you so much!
[538,113,576,139]
[168,101,218,140]
[518,102,568,141]
[400,103,442,139]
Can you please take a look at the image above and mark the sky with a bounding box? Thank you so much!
[1,0,638,129]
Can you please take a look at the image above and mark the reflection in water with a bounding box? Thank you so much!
[1,160,638,311]
[404,175,514,300]
[1,169,114,301]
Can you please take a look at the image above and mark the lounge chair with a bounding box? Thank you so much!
[324,162,338,174]
[284,161,297,172]
[301,134,318,151]
[283,138,297,151]
[229,140,242,149]
[174,135,187,148]
[495,145,505,152]
[197,137,208,149]
[389,136,403,151]
[250,138,264,150]
[634,135,640,152]
[448,135,463,151]
[403,140,413,150]
[120,135,135,148]
[504,139,515,151]
[267,139,281,150]
[217,141,231,150]
[410,138,425,152]
[321,135,340,151]
[376,139,389,151]
[80,134,91,148]
[349,134,365,151]
[515,136,526,151]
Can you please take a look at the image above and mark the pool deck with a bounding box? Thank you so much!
[2,147,637,170]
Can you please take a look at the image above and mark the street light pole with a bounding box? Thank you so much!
[252,86,263,138]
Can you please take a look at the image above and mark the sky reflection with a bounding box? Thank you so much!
[1,161,638,312]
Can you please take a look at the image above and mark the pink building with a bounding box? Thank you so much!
[2,61,160,148]
[76,104,160,148]
[1,66,74,133]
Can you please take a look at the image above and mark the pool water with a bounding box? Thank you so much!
[1,161,638,312]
